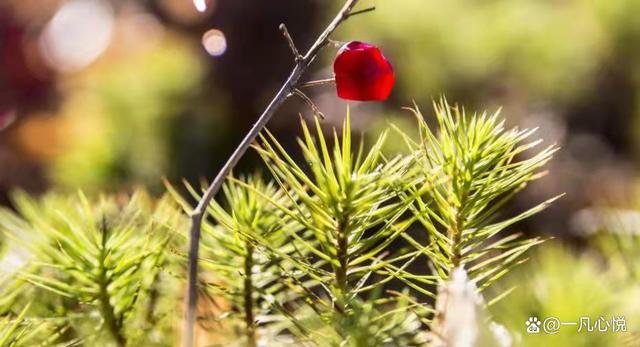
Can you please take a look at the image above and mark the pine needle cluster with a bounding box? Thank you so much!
[0,99,559,346]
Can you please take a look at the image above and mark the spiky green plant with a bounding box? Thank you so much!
[392,100,560,298]
[1,304,43,346]
[0,191,184,346]
[246,114,426,346]
[0,99,560,346]
[175,101,561,345]
[169,176,310,346]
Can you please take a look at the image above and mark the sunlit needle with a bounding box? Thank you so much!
[193,0,207,12]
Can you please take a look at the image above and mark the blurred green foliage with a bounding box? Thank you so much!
[490,240,640,346]
[38,0,640,193]
[51,37,205,191]
[340,0,640,106]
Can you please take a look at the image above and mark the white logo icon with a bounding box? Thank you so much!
[526,317,541,333]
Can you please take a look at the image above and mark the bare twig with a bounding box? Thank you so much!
[347,6,376,18]
[279,24,302,62]
[299,78,336,88]
[328,38,347,48]
[183,1,370,346]
[292,88,325,119]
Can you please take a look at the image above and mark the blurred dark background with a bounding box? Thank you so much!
[2,0,640,240]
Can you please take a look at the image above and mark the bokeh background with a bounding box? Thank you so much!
[2,0,640,344]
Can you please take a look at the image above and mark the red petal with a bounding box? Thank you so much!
[334,41,395,101]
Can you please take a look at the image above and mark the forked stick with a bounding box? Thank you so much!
[183,1,372,346]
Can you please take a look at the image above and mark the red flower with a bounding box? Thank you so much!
[333,41,395,101]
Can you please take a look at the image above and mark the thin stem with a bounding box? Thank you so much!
[243,243,257,347]
[183,1,368,346]
[346,6,376,18]
[279,24,302,62]
[331,214,351,342]
[334,195,353,315]
[299,78,336,88]
[450,159,474,270]
[449,209,464,269]
[98,276,126,347]
[292,88,325,119]
[335,218,349,311]
[450,182,470,269]
[97,219,126,347]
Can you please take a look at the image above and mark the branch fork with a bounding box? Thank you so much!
[183,1,375,346]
